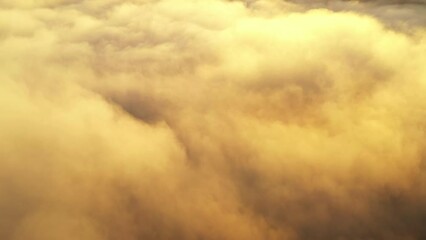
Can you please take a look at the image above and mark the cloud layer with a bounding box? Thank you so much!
[1,0,426,239]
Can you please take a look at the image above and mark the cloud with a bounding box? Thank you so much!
[289,0,426,28]
[1,0,426,239]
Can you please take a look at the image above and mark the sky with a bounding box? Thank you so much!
[0,0,426,239]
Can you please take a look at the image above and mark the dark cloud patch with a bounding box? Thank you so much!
[106,91,170,124]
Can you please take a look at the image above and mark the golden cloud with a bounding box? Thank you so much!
[1,0,426,239]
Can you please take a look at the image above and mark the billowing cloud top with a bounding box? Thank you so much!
[1,0,426,239]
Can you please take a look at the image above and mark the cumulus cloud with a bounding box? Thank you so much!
[1,0,426,239]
